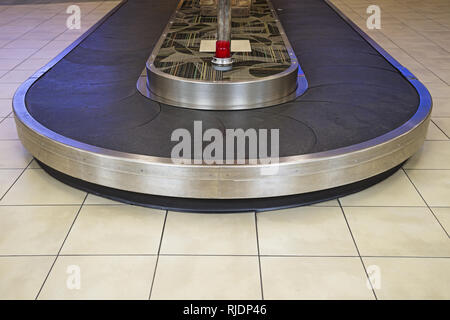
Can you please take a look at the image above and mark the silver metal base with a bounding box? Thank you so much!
[143,65,302,110]
[144,0,302,111]
[211,56,233,66]
[211,57,233,71]
[137,72,307,111]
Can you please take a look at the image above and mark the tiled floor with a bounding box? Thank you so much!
[0,0,449,300]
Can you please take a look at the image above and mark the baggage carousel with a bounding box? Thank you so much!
[13,0,432,212]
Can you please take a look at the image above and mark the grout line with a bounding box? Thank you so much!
[260,254,450,259]
[254,212,264,300]
[337,198,378,300]
[0,254,57,257]
[1,203,449,208]
[148,210,168,300]
[0,202,425,209]
[429,208,450,239]
[34,192,88,300]
[0,157,33,201]
[0,203,107,207]
[339,204,448,208]
[1,253,448,259]
[402,168,450,238]
[359,255,450,259]
[56,253,158,257]
[0,167,35,170]
[431,119,450,140]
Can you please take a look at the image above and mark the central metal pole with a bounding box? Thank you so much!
[212,0,232,68]
[217,0,231,43]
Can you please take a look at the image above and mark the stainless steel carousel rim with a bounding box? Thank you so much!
[12,0,432,199]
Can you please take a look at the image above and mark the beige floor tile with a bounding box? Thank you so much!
[385,48,419,67]
[55,28,90,39]
[61,205,165,255]
[84,193,122,205]
[19,32,64,41]
[0,206,78,255]
[427,82,450,98]
[19,11,51,19]
[0,169,22,198]
[160,211,258,255]
[0,48,36,60]
[0,27,35,36]
[363,257,450,299]
[0,256,54,300]
[344,207,450,257]
[368,34,399,49]
[0,99,12,117]
[0,58,24,70]
[339,170,425,207]
[406,169,450,206]
[30,49,63,60]
[0,140,32,168]
[311,199,340,207]
[257,207,357,256]
[0,41,10,48]
[151,256,261,300]
[3,39,49,50]
[432,207,450,234]
[432,98,450,117]
[1,169,86,205]
[38,256,156,300]
[0,83,21,99]
[27,159,41,169]
[7,18,44,29]
[14,58,49,71]
[39,40,74,52]
[429,68,450,84]
[0,118,18,139]
[433,117,450,137]
[404,141,450,169]
[53,32,83,42]
[412,67,445,84]
[0,69,35,83]
[31,24,66,35]
[261,257,374,300]
[426,121,448,140]
[0,32,24,41]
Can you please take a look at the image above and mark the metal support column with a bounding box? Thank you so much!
[212,0,233,68]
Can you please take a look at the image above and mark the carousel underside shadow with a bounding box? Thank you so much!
[13,0,431,212]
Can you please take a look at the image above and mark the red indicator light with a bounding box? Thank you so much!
[215,40,231,59]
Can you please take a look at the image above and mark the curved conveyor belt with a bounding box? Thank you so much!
[13,0,432,212]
